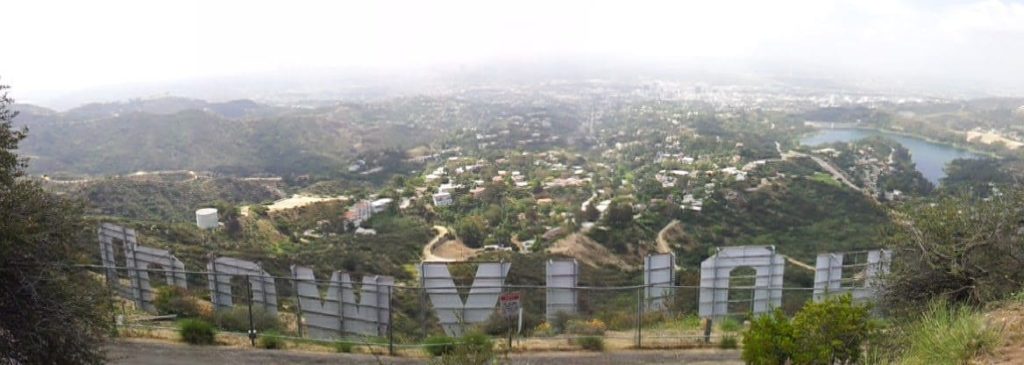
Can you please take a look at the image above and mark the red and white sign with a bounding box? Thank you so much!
[499,291,521,318]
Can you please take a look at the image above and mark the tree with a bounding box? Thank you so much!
[603,198,634,228]
[1,82,112,364]
[581,201,600,222]
[883,189,1024,310]
[742,309,794,365]
[456,215,488,248]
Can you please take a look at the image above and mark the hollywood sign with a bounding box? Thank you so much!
[98,223,890,338]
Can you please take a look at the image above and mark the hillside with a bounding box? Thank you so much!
[13,97,448,176]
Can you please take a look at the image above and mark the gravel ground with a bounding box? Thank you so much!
[107,339,742,365]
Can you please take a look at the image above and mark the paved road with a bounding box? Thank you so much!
[107,339,742,365]
[782,150,863,192]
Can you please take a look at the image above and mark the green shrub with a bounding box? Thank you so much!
[424,335,456,357]
[154,286,203,318]
[790,294,873,365]
[565,319,607,336]
[213,306,280,333]
[334,340,354,353]
[719,335,738,349]
[550,311,573,334]
[742,309,794,365]
[179,319,216,345]
[575,336,605,351]
[897,301,998,365]
[533,322,557,337]
[718,317,743,332]
[459,332,494,354]
[427,332,495,365]
[257,331,285,350]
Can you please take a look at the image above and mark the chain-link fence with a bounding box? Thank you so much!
[92,263,877,355]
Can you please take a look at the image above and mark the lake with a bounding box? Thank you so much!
[800,129,980,185]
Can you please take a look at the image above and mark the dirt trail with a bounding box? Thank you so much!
[655,220,680,254]
[422,226,454,262]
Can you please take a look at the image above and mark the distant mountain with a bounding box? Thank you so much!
[48,97,283,120]
[12,96,448,176]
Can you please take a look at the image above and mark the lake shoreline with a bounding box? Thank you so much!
[799,127,986,185]
[801,125,1000,159]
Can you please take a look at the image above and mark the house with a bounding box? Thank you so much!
[371,198,393,213]
[345,200,373,226]
[438,183,459,194]
[432,192,453,207]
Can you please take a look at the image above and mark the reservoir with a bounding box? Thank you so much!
[800,129,980,185]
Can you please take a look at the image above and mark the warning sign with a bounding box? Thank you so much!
[499,291,521,318]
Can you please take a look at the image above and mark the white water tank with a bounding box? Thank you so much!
[195,208,219,229]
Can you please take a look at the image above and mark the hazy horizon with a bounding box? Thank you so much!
[5,0,1024,107]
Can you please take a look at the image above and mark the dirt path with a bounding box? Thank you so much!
[107,339,743,365]
[422,226,454,262]
[655,220,680,254]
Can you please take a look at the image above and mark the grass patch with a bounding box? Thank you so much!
[719,335,738,349]
[257,331,285,349]
[334,339,355,353]
[718,317,743,332]
[897,301,999,365]
[423,335,455,357]
[810,172,842,187]
[575,336,605,351]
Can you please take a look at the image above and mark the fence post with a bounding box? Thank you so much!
[703,318,713,344]
[293,277,304,339]
[387,285,395,356]
[419,270,427,339]
[129,245,144,309]
[635,286,643,349]
[247,275,256,347]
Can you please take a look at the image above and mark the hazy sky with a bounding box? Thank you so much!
[4,0,1024,96]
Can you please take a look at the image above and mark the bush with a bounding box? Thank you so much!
[429,332,494,365]
[154,286,204,318]
[213,306,281,332]
[884,191,1024,311]
[550,311,573,333]
[334,340,354,353]
[718,317,743,332]
[459,332,494,354]
[565,319,607,336]
[742,295,875,365]
[533,322,556,337]
[742,309,794,365]
[790,294,873,365]
[897,301,998,365]
[719,335,738,349]
[179,319,216,345]
[424,335,456,357]
[575,336,605,351]
[257,331,285,350]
